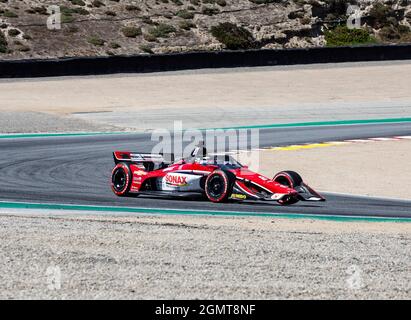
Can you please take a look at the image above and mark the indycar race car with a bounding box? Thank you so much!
[110,145,325,205]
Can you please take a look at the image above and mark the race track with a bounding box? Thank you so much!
[1,122,411,218]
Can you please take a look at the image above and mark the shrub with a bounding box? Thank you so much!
[325,25,376,47]
[176,9,194,19]
[3,10,18,18]
[0,30,7,53]
[60,6,74,14]
[72,7,89,15]
[62,14,75,23]
[369,3,396,29]
[300,16,311,25]
[125,5,140,11]
[109,42,121,49]
[60,6,75,23]
[248,0,278,4]
[202,7,220,16]
[324,0,348,17]
[143,33,157,42]
[216,0,227,7]
[149,23,176,38]
[8,28,20,37]
[31,6,48,15]
[141,16,157,25]
[139,44,154,54]
[210,22,255,49]
[66,26,79,33]
[18,45,30,52]
[87,36,105,46]
[398,25,411,34]
[379,25,400,41]
[92,0,105,8]
[379,24,411,42]
[121,26,142,38]
[179,20,196,30]
[70,0,85,6]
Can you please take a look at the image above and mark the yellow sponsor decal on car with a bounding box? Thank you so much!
[230,193,247,200]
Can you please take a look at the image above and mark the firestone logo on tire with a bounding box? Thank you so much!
[165,174,188,186]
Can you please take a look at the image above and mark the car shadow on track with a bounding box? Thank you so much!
[135,194,325,209]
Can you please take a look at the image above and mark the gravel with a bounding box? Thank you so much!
[0,213,409,300]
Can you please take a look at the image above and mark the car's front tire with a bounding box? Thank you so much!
[273,170,303,188]
[111,162,133,196]
[205,170,233,203]
[273,170,302,205]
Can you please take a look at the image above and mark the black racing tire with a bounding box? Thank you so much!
[273,171,302,206]
[205,170,233,203]
[111,162,133,197]
[273,170,303,188]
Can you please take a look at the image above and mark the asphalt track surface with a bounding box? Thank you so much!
[0,122,410,218]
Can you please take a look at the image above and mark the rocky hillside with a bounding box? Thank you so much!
[0,0,411,59]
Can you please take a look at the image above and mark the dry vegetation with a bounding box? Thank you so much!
[0,0,410,59]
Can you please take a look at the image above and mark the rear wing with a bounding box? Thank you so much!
[113,151,175,165]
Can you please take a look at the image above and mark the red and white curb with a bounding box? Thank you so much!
[228,136,411,153]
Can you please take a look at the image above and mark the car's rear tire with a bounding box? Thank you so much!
[111,162,133,196]
[205,170,233,203]
[273,171,302,205]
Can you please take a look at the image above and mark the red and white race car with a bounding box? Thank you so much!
[110,145,325,205]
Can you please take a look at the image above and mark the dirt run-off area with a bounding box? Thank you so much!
[0,61,411,132]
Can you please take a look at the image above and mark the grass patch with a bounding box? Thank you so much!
[210,22,255,50]
[325,25,376,47]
